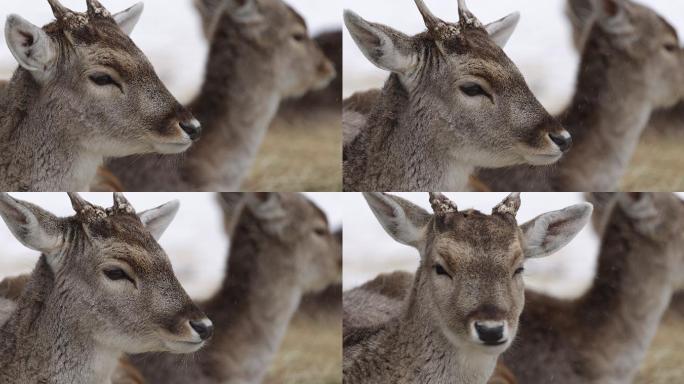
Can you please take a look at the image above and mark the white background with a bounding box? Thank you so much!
[343,0,684,112]
[0,193,343,299]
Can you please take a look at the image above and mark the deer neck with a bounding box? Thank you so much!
[362,74,473,191]
[200,217,303,382]
[554,39,652,191]
[184,19,282,191]
[0,256,119,384]
[387,267,498,383]
[573,213,674,379]
[0,70,101,191]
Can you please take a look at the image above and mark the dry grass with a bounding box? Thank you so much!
[637,305,684,383]
[244,109,342,192]
[623,132,684,191]
[264,312,342,384]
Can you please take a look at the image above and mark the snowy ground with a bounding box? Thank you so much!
[0,192,343,299]
[343,0,684,112]
[0,0,341,102]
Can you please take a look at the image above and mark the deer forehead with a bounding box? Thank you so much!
[96,242,168,272]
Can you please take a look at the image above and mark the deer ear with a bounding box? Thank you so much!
[0,193,64,258]
[363,193,431,250]
[5,15,57,76]
[138,200,180,241]
[113,3,144,36]
[594,0,633,34]
[344,10,417,74]
[566,0,596,47]
[520,203,593,259]
[485,12,520,48]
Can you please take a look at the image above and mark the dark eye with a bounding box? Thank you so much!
[292,32,307,42]
[664,43,678,52]
[514,267,525,277]
[90,74,117,87]
[314,227,327,236]
[103,268,133,283]
[460,83,489,98]
[434,264,451,278]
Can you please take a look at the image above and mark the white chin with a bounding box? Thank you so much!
[153,141,193,155]
[163,340,206,354]
[523,152,563,166]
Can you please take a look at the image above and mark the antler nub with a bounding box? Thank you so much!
[414,0,446,33]
[457,0,483,28]
[47,0,73,20]
[112,193,135,214]
[429,193,458,215]
[86,0,112,18]
[492,193,521,217]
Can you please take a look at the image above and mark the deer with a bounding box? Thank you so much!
[342,0,571,192]
[343,192,592,383]
[0,0,202,192]
[476,0,684,191]
[126,192,342,384]
[106,0,336,192]
[495,193,684,383]
[0,193,213,383]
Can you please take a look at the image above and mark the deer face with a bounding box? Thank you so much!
[241,193,342,293]
[0,193,212,355]
[345,0,571,168]
[4,1,201,156]
[363,192,592,353]
[207,0,335,99]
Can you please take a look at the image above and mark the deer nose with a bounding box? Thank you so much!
[189,318,214,341]
[474,321,507,346]
[180,118,202,141]
[549,131,572,153]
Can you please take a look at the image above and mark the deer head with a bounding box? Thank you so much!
[345,0,572,167]
[0,192,213,354]
[567,0,684,110]
[197,0,335,98]
[4,0,202,156]
[363,192,592,352]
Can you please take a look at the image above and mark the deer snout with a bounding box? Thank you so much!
[470,320,509,346]
[179,118,202,141]
[549,131,572,153]
[189,318,214,341]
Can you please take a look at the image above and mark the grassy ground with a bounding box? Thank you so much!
[623,132,684,191]
[264,311,342,384]
[637,304,684,383]
[245,109,342,192]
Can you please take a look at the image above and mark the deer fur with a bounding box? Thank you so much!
[128,193,341,384]
[0,0,200,191]
[342,0,570,191]
[107,0,335,191]
[476,0,684,191]
[343,192,592,383]
[500,193,684,383]
[0,192,212,384]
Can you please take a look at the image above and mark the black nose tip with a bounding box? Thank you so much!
[475,323,505,345]
[180,119,202,141]
[549,132,572,153]
[189,320,213,341]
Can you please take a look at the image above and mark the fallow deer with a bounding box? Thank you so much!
[0,0,201,191]
[0,193,212,383]
[343,192,592,383]
[343,0,571,191]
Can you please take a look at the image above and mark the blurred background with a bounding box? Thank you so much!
[0,193,343,299]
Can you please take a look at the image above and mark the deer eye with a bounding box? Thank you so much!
[89,74,118,87]
[103,268,133,283]
[513,267,525,277]
[664,43,678,52]
[314,227,328,236]
[292,32,307,42]
[460,83,490,98]
[434,264,451,278]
